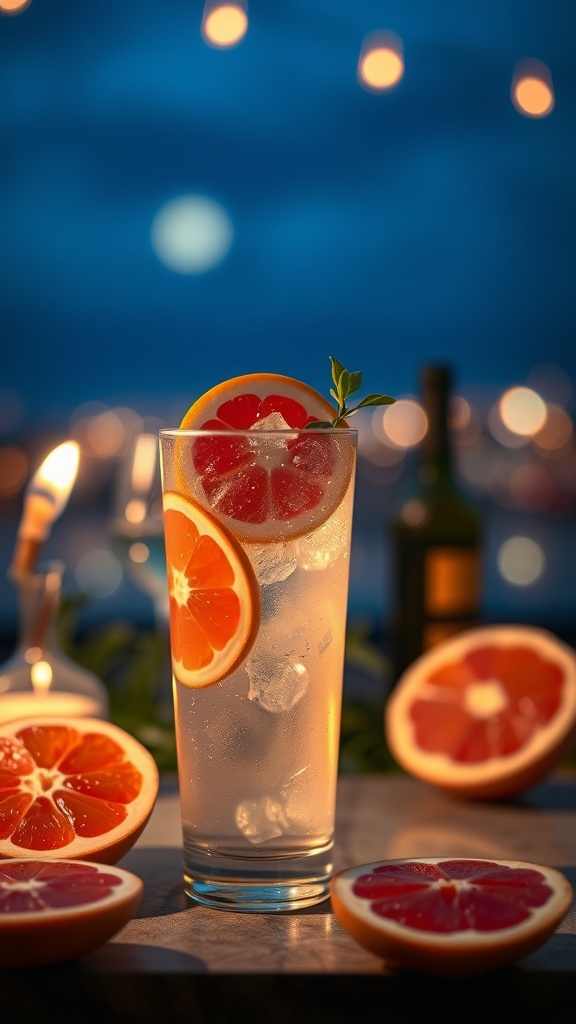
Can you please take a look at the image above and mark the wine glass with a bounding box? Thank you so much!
[109,432,168,621]
[109,431,174,722]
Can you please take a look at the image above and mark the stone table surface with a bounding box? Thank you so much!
[3,772,576,1023]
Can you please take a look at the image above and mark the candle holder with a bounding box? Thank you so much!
[0,561,109,724]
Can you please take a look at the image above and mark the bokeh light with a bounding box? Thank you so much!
[380,400,427,449]
[499,386,547,436]
[0,0,32,14]
[358,31,404,91]
[201,2,248,49]
[497,536,545,586]
[151,195,233,274]
[512,59,555,118]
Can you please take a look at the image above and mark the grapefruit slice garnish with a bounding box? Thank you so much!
[385,625,576,800]
[0,717,159,863]
[0,858,142,968]
[162,490,260,688]
[176,372,354,542]
[330,856,573,976]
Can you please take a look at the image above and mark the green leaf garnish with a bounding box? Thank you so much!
[308,356,395,428]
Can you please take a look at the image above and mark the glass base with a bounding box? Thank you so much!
[184,876,331,912]
[182,847,333,912]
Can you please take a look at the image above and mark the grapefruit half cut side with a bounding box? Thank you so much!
[0,717,159,863]
[163,490,260,688]
[175,372,355,543]
[384,625,576,799]
[330,856,573,976]
[0,858,142,968]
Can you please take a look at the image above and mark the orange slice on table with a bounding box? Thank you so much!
[330,856,573,976]
[176,372,354,543]
[0,717,159,863]
[385,625,576,800]
[163,490,260,688]
[0,858,142,968]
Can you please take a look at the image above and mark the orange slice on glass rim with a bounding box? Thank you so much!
[176,372,354,543]
[384,625,576,800]
[330,856,573,976]
[163,490,260,688]
[0,717,159,863]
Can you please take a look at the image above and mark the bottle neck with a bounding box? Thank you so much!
[418,367,454,484]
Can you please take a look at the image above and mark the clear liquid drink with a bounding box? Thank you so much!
[159,425,357,911]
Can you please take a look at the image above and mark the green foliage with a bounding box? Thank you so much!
[305,355,395,428]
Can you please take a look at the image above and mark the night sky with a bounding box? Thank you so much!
[1,0,574,426]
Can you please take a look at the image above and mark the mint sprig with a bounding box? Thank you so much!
[307,356,395,428]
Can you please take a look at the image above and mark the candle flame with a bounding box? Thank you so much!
[11,441,81,572]
[29,440,80,514]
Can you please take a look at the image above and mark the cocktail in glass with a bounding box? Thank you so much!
[159,423,357,911]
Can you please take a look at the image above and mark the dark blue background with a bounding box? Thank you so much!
[1,0,574,418]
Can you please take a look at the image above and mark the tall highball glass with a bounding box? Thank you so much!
[159,426,357,912]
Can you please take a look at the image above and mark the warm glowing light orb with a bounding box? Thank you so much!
[499,386,547,437]
[512,60,555,118]
[381,400,427,449]
[0,0,32,14]
[202,3,248,49]
[359,47,404,90]
[151,195,233,274]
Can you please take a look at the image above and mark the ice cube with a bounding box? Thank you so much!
[246,656,310,713]
[246,541,298,586]
[235,796,289,844]
[298,503,349,571]
[250,412,293,431]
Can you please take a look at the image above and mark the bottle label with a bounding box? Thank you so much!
[424,547,480,616]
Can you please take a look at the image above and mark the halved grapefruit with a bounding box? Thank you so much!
[0,717,159,863]
[330,856,573,976]
[175,372,355,543]
[385,625,576,799]
[163,490,260,688]
[0,858,142,968]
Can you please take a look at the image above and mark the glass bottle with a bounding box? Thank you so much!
[388,364,483,683]
[0,561,109,724]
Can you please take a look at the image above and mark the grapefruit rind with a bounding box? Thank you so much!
[0,717,159,864]
[330,856,573,976]
[172,373,355,543]
[384,625,576,800]
[0,858,142,968]
[162,490,260,689]
[179,372,341,430]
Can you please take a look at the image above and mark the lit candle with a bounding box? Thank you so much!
[0,691,106,724]
[10,441,80,575]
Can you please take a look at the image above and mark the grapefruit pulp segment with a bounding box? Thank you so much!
[0,717,159,863]
[385,625,576,799]
[330,856,573,976]
[162,490,260,688]
[0,858,143,968]
[172,372,355,542]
